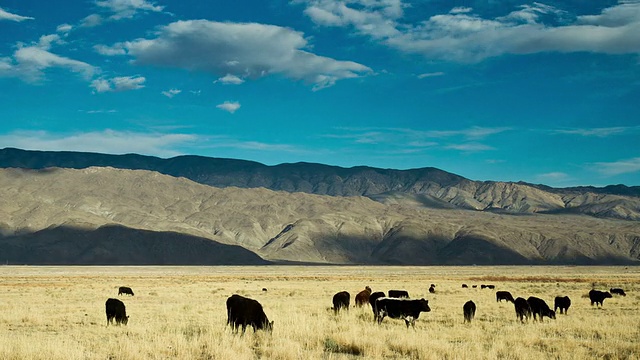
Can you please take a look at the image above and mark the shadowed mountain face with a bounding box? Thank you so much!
[1,166,639,265]
[1,147,639,220]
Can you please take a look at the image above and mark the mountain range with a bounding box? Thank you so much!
[0,147,639,265]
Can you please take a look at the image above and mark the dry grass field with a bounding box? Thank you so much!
[0,266,639,359]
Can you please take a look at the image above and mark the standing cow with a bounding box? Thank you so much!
[463,300,476,323]
[610,288,627,296]
[226,294,273,333]
[332,291,350,314]
[429,285,436,294]
[388,290,409,298]
[369,291,386,321]
[496,291,515,303]
[375,297,431,328]
[118,286,134,296]
[554,296,571,314]
[514,297,531,322]
[355,286,372,307]
[105,298,129,326]
[589,290,613,307]
[527,297,556,322]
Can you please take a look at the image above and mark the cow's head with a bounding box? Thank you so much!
[266,320,274,332]
[122,315,129,325]
[547,310,556,320]
[419,298,431,312]
[365,286,372,292]
[604,292,613,299]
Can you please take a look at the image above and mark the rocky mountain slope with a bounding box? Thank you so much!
[1,147,639,221]
[1,167,638,265]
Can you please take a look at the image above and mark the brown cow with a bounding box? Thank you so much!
[355,286,372,307]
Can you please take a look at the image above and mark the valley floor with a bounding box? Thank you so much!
[0,265,638,359]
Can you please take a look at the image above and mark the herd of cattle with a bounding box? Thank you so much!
[104,284,628,332]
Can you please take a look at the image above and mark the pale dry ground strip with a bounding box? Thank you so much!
[0,266,639,359]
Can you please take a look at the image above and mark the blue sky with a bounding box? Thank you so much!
[1,0,639,187]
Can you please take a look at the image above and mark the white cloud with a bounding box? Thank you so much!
[94,44,127,56]
[450,7,472,14]
[161,88,181,98]
[91,75,146,93]
[80,14,103,27]
[216,101,241,114]
[95,0,164,20]
[445,143,495,152]
[593,157,640,176]
[0,7,33,22]
[0,130,197,158]
[37,34,63,50]
[298,1,640,62]
[0,46,96,83]
[56,23,73,33]
[536,172,570,181]
[101,20,371,89]
[417,71,444,79]
[423,126,510,140]
[215,74,245,85]
[552,126,634,137]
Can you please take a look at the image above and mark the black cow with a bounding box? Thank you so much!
[480,284,487,289]
[514,297,531,322]
[462,284,468,288]
[496,291,515,303]
[388,290,409,298]
[355,286,372,307]
[472,285,478,288]
[527,297,556,322]
[118,286,134,296]
[375,297,431,328]
[369,291,386,321]
[589,290,613,307]
[487,285,496,289]
[332,291,350,314]
[610,288,627,296]
[226,294,273,333]
[554,296,571,314]
[105,298,128,326]
[429,286,435,294]
[463,300,476,323]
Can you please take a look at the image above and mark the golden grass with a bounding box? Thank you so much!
[1,266,639,359]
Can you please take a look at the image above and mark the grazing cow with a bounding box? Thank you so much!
[332,291,350,314]
[262,288,268,292]
[472,285,478,288]
[589,290,613,307]
[118,286,134,296]
[496,291,515,303]
[463,300,476,323]
[226,294,273,333]
[610,288,627,296]
[375,297,431,328]
[527,297,556,322]
[355,286,372,307]
[487,285,495,289]
[388,290,409,298]
[514,297,531,322]
[480,284,487,289]
[429,285,435,294]
[554,296,571,314]
[105,298,128,326]
[462,284,468,288]
[369,291,386,321]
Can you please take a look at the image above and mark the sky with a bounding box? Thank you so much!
[0,0,639,187]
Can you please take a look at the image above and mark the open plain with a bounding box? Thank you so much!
[0,266,639,359]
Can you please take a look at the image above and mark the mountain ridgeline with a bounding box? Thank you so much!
[1,147,639,221]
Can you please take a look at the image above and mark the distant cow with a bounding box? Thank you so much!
[226,294,273,333]
[369,291,386,321]
[332,291,350,314]
[118,286,134,296]
[610,288,627,296]
[105,298,128,326]
[429,285,435,294]
[472,285,478,288]
[462,284,468,288]
[463,300,476,323]
[355,286,372,307]
[480,285,487,289]
[527,297,556,322]
[486,285,495,289]
[388,290,409,298]
[375,297,431,328]
[554,296,571,314]
[589,290,613,307]
[496,291,515,303]
[262,288,268,292]
[514,297,531,322]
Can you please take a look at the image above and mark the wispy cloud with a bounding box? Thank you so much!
[535,172,570,182]
[216,101,241,114]
[593,157,640,176]
[298,1,640,62]
[215,74,245,85]
[161,88,181,98]
[445,143,494,152]
[0,7,34,22]
[90,75,146,93]
[0,130,197,157]
[417,72,444,79]
[95,0,164,20]
[98,20,372,89]
[551,126,636,137]
[0,45,96,83]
